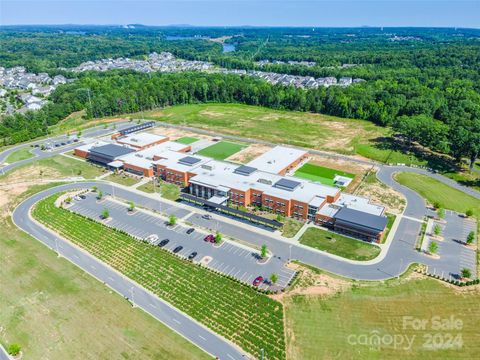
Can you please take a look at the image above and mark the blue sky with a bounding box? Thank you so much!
[1,1,479,28]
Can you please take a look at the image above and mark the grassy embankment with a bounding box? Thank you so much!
[394,172,480,216]
[33,193,286,360]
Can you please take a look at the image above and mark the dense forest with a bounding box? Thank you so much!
[0,26,479,168]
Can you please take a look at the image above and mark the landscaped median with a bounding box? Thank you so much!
[32,193,286,360]
[299,227,381,261]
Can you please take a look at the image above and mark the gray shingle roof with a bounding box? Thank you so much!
[89,144,135,158]
[334,207,387,232]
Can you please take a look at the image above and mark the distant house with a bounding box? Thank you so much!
[53,75,67,85]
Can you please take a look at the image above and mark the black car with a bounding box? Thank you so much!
[188,251,198,260]
[186,228,195,234]
[158,239,170,247]
[173,246,183,254]
[79,194,86,199]
[61,142,66,146]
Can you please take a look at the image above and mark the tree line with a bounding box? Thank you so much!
[1,70,479,168]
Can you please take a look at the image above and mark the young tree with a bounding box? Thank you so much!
[77,130,82,138]
[433,201,442,210]
[65,196,72,204]
[270,273,278,284]
[433,224,442,236]
[465,209,474,217]
[461,268,471,279]
[215,231,222,244]
[261,244,268,259]
[428,241,438,255]
[97,190,103,200]
[92,186,98,192]
[437,207,445,219]
[168,214,177,226]
[101,208,109,219]
[128,201,135,212]
[466,231,475,245]
[7,344,21,356]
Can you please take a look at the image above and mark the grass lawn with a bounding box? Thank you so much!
[299,227,381,261]
[0,183,209,360]
[137,180,180,201]
[175,136,199,145]
[285,277,480,359]
[394,172,480,216]
[196,141,245,160]
[104,173,139,187]
[5,147,36,163]
[294,163,354,186]
[0,155,104,182]
[282,218,304,238]
[381,214,397,244]
[134,103,388,155]
[33,194,286,360]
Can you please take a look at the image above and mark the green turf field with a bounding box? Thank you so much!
[294,163,354,186]
[175,136,199,145]
[196,141,245,160]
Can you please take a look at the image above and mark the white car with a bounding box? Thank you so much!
[145,234,159,244]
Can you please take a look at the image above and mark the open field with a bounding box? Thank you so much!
[0,155,105,183]
[299,227,381,261]
[137,180,180,201]
[196,140,246,160]
[104,173,139,187]
[175,136,199,145]
[4,147,36,163]
[135,104,388,156]
[294,163,354,186]
[0,182,209,360]
[33,194,286,360]
[394,172,480,216]
[284,274,480,359]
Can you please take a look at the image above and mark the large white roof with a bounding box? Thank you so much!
[246,146,307,174]
[119,141,193,169]
[189,159,339,204]
[116,132,167,147]
[75,140,109,153]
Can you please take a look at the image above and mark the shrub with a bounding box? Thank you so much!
[428,241,438,254]
[465,209,473,217]
[168,214,177,226]
[7,344,21,356]
[433,201,442,209]
[461,268,471,279]
[466,231,475,245]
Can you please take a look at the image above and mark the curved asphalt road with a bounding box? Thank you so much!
[0,121,133,174]
[13,184,247,360]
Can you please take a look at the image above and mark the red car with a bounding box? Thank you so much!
[253,276,264,287]
[204,234,215,243]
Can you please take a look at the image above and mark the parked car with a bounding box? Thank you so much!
[202,214,212,220]
[158,239,170,247]
[253,276,264,287]
[188,251,198,260]
[145,234,158,243]
[74,195,81,201]
[79,194,86,199]
[173,246,183,254]
[186,228,195,234]
[204,234,215,242]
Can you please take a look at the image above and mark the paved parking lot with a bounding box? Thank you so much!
[426,211,477,279]
[68,193,296,289]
